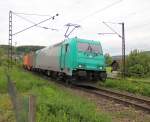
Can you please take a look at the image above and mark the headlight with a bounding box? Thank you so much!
[99,67,103,69]
[79,65,82,68]
[78,64,85,68]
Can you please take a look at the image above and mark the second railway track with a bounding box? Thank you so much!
[72,84,150,113]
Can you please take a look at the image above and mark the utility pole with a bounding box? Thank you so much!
[8,10,13,69]
[98,22,126,78]
[8,11,59,69]
[121,22,125,78]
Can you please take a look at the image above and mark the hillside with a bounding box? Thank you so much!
[16,45,45,54]
[0,45,45,55]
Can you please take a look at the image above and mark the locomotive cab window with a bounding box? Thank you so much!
[78,42,103,54]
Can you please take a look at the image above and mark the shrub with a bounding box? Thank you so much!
[105,53,112,66]
[126,50,150,77]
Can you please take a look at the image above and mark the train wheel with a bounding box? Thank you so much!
[47,71,51,77]
[65,76,72,86]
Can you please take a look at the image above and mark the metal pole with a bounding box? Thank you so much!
[28,95,36,122]
[100,21,126,78]
[121,22,125,78]
[8,10,13,69]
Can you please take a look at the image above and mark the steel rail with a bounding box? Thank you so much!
[96,87,150,106]
[73,85,150,113]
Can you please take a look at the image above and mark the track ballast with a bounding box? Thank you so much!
[72,83,150,113]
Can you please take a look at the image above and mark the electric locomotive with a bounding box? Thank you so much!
[23,37,107,82]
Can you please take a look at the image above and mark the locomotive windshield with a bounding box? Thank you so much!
[78,42,102,54]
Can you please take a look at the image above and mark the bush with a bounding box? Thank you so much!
[105,53,112,66]
[126,50,150,77]
[103,79,150,97]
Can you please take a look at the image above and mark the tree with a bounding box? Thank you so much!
[126,50,150,77]
[104,53,112,66]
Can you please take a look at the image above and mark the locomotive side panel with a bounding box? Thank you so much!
[35,46,60,72]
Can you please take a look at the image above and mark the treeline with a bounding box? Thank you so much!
[0,45,45,66]
[0,48,7,66]
[105,50,150,77]
[0,45,45,55]
[16,45,45,54]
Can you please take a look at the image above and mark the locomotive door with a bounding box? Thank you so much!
[60,44,69,70]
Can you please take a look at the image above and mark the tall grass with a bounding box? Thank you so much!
[102,79,150,97]
[0,67,7,93]
[0,66,111,122]
[34,86,111,122]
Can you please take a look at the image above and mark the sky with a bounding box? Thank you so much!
[0,0,150,55]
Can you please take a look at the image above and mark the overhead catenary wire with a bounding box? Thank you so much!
[12,0,145,38]
[76,0,123,23]
[102,21,122,37]
[12,13,59,36]
[57,0,123,38]
[13,12,52,17]
[101,6,150,31]
[12,12,58,31]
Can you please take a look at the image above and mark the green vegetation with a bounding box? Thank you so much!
[0,48,6,66]
[126,50,150,77]
[104,53,112,66]
[0,45,44,56]
[127,77,150,84]
[102,79,150,97]
[106,67,112,73]
[0,66,111,122]
[16,45,45,54]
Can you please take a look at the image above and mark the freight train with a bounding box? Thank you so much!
[23,37,107,83]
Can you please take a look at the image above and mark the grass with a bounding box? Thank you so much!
[127,77,150,83]
[106,67,112,73]
[0,67,7,93]
[0,66,111,122]
[105,66,150,97]
[0,94,15,122]
[101,78,150,97]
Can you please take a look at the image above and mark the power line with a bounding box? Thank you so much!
[13,13,59,36]
[102,21,122,37]
[13,12,52,17]
[12,12,58,31]
[76,0,123,23]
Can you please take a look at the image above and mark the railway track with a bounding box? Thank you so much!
[72,84,150,113]
[29,70,150,113]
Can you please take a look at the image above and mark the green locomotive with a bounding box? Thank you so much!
[24,37,107,82]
